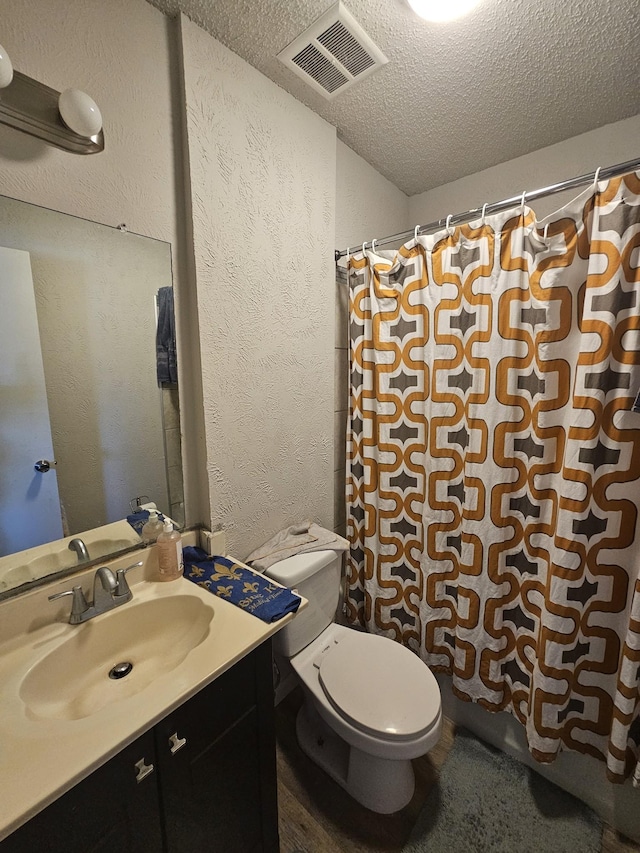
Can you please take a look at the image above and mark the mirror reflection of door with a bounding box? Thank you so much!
[0,246,64,554]
[0,195,179,586]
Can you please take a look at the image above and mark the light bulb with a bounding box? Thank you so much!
[58,88,102,138]
[407,0,482,22]
[0,43,13,89]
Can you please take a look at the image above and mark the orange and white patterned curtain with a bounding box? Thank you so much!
[345,172,640,782]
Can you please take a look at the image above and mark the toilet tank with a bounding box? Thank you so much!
[265,550,342,657]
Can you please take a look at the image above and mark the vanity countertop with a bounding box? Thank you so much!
[0,539,303,842]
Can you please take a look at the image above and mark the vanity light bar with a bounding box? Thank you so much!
[0,70,104,154]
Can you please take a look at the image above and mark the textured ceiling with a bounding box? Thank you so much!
[147,0,640,196]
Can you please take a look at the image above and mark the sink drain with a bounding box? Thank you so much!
[109,661,133,680]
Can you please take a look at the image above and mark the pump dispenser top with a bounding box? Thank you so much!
[141,510,164,544]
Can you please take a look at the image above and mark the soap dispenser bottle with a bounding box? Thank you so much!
[141,510,164,544]
[156,520,183,581]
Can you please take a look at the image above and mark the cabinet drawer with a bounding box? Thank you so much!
[155,641,278,853]
[160,706,263,852]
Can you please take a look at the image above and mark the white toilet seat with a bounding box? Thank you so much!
[314,630,440,741]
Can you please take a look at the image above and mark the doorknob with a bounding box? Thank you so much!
[34,459,56,473]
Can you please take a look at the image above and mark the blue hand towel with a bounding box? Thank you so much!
[126,509,165,537]
[183,546,301,623]
[156,286,177,385]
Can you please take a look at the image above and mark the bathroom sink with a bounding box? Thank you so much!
[20,595,215,721]
[0,540,306,845]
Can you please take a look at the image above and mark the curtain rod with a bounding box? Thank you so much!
[334,155,640,262]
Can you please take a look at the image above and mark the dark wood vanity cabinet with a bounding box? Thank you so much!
[1,640,279,853]
[1,729,164,853]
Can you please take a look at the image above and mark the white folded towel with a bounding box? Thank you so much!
[245,521,349,572]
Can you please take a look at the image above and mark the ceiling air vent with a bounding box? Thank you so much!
[277,2,388,100]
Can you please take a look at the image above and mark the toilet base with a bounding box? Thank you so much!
[296,697,415,814]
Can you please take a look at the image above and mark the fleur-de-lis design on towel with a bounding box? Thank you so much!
[243,581,259,594]
[196,579,211,590]
[189,566,205,578]
[216,585,233,597]
[212,563,243,582]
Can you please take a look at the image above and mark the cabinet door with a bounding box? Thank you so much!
[1,730,163,853]
[157,641,279,853]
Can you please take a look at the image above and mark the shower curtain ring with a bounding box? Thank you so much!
[481,203,488,225]
[346,246,350,264]
[362,241,366,255]
[520,191,527,212]
[414,225,420,241]
[371,239,378,252]
[593,166,602,191]
[446,214,454,235]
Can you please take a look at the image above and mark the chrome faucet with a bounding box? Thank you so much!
[92,566,119,610]
[68,538,90,563]
[48,561,143,624]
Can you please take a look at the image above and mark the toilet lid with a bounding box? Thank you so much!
[317,632,440,740]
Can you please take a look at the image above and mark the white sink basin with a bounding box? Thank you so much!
[20,595,215,721]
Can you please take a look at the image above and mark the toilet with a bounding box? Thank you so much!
[265,549,442,814]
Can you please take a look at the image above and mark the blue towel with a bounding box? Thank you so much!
[156,286,177,385]
[126,509,165,537]
[183,546,301,623]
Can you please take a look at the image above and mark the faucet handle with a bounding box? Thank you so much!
[115,560,144,597]
[48,585,90,624]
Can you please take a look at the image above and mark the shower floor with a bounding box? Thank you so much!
[275,688,640,853]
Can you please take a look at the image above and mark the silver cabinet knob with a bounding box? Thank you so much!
[134,758,154,783]
[34,459,55,473]
[169,732,187,754]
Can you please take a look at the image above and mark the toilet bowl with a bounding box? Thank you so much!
[265,550,442,813]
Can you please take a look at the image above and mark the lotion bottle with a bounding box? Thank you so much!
[141,510,164,544]
[156,520,183,581]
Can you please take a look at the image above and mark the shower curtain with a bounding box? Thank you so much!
[345,172,640,782]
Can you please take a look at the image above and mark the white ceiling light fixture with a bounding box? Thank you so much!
[407,0,483,22]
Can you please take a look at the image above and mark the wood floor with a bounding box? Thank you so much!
[275,688,640,853]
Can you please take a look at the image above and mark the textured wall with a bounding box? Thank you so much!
[179,15,336,558]
[0,0,207,532]
[333,140,410,534]
[409,114,640,225]
[335,140,410,252]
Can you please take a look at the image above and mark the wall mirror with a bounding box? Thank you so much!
[0,194,183,599]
